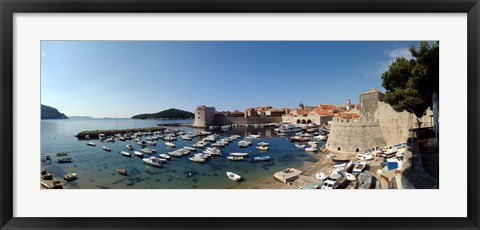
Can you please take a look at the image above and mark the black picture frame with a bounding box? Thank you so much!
[1,0,479,229]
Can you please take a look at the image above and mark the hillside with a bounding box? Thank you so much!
[132,108,194,120]
[41,104,68,119]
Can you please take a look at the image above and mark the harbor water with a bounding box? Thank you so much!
[41,118,324,189]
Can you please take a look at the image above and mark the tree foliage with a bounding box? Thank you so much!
[381,42,439,118]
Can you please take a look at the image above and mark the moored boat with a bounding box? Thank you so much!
[142,157,163,167]
[189,156,206,163]
[142,148,154,154]
[57,157,73,163]
[230,152,248,157]
[227,156,244,161]
[226,171,242,181]
[254,156,271,162]
[102,146,112,152]
[256,146,269,151]
[121,151,131,157]
[295,144,306,148]
[352,160,367,175]
[305,147,317,152]
[257,142,270,146]
[86,142,96,146]
[165,142,175,147]
[159,153,171,159]
[63,172,77,181]
[126,144,134,150]
[116,168,127,175]
[56,152,69,156]
[134,151,144,157]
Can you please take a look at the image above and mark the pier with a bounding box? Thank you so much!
[157,123,194,127]
[75,127,166,140]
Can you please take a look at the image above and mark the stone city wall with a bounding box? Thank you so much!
[325,118,386,154]
[214,115,282,125]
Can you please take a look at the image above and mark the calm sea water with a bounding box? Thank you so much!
[41,118,323,189]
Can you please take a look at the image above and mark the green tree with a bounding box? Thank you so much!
[381,41,439,126]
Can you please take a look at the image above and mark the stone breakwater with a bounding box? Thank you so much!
[75,127,166,140]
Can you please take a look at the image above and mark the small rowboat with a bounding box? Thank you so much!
[116,168,127,175]
[63,172,77,181]
[226,172,242,181]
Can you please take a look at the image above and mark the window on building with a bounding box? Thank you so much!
[338,147,341,151]
[356,148,359,153]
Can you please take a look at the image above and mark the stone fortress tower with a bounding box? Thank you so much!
[360,88,384,120]
[192,105,216,128]
[326,88,414,156]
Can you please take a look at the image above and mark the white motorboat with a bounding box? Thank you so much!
[165,142,176,147]
[181,134,193,140]
[356,153,374,161]
[121,151,131,157]
[226,172,242,181]
[134,151,144,157]
[295,144,306,148]
[227,156,244,161]
[86,142,96,146]
[102,146,111,152]
[126,144,134,150]
[184,146,196,151]
[230,152,248,157]
[147,141,156,146]
[142,148,154,154]
[305,147,317,152]
[158,153,171,159]
[168,151,183,157]
[256,146,269,151]
[189,156,206,163]
[257,142,270,146]
[142,157,163,167]
[254,156,271,161]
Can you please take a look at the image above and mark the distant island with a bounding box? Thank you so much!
[41,104,68,119]
[132,108,194,120]
[69,116,93,119]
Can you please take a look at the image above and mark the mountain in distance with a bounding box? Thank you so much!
[41,104,68,119]
[132,108,194,120]
[69,116,93,119]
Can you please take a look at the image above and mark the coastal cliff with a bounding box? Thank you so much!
[41,104,68,119]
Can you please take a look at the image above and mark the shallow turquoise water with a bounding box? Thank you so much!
[41,118,323,189]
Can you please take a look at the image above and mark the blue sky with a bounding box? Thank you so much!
[41,41,419,118]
